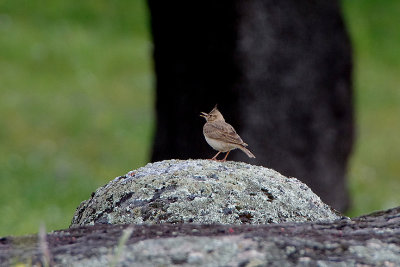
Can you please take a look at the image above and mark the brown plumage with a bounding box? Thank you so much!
[200,105,255,161]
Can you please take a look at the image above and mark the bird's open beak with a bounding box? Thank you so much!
[200,112,208,118]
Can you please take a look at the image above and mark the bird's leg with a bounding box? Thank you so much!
[221,150,231,162]
[210,151,221,161]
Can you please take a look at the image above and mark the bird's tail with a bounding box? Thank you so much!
[239,145,255,158]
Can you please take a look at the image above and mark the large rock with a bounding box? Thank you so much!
[71,160,341,227]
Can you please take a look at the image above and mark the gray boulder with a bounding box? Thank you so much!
[71,159,341,227]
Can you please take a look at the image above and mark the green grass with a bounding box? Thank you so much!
[0,0,154,236]
[0,0,399,236]
[342,0,400,216]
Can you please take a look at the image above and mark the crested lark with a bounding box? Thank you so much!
[200,105,255,161]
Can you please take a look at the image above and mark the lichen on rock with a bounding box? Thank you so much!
[70,159,342,227]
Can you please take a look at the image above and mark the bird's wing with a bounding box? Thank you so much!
[204,121,245,145]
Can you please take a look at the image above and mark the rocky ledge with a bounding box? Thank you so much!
[71,159,341,227]
[1,207,399,266]
[1,160,399,266]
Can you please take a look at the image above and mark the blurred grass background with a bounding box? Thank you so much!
[342,0,400,216]
[0,0,399,236]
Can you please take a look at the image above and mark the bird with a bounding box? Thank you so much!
[200,105,255,162]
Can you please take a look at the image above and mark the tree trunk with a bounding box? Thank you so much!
[148,1,353,212]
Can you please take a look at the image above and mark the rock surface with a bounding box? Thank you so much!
[1,207,399,266]
[71,160,341,227]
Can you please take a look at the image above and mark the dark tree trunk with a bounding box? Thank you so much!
[148,1,354,212]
